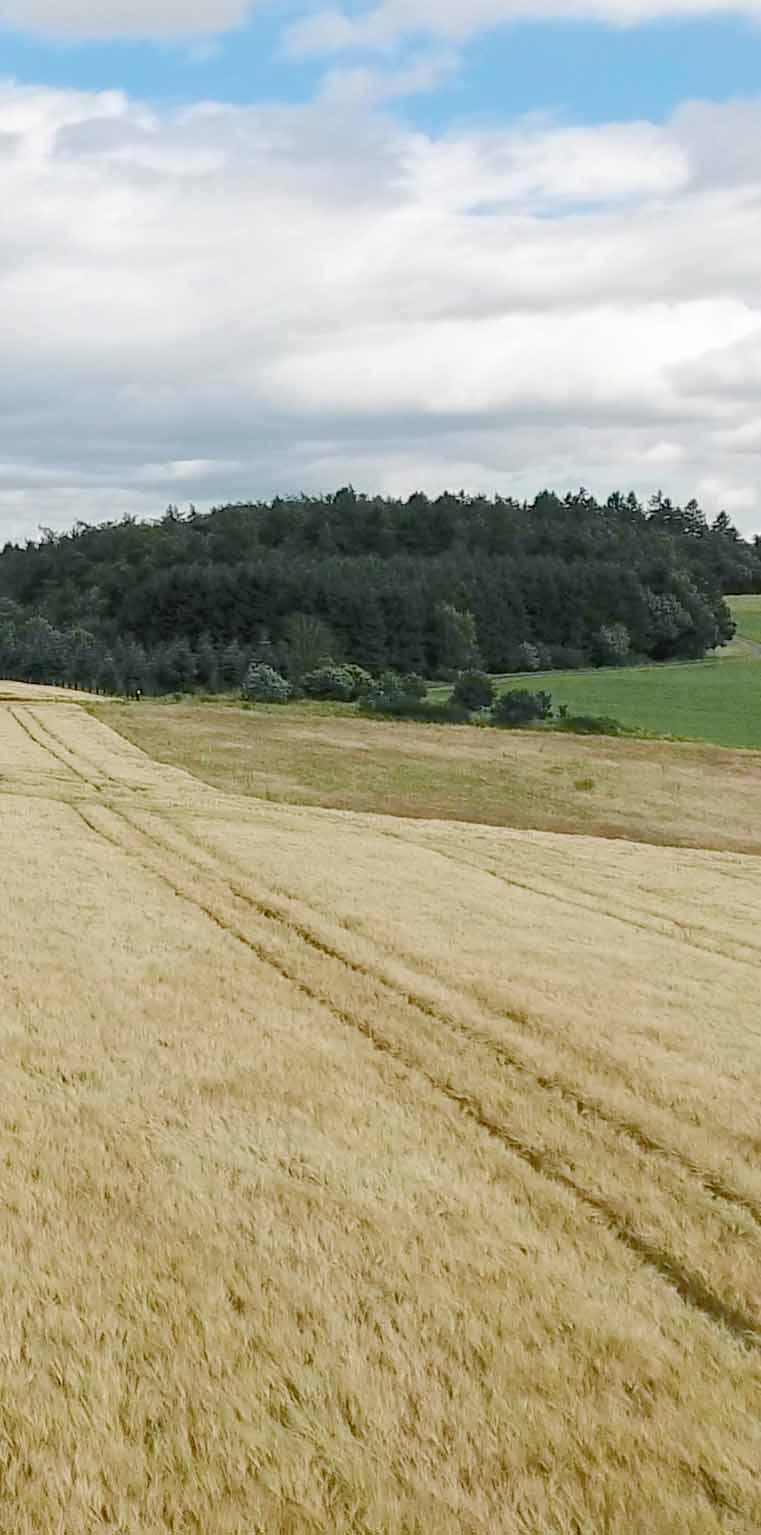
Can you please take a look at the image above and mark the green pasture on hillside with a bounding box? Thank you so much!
[501,658,761,749]
[731,593,761,647]
[428,598,761,749]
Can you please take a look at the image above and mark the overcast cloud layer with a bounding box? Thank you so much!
[290,0,761,55]
[1,80,760,538]
[6,0,761,41]
[0,1,255,39]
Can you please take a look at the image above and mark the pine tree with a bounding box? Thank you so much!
[97,654,123,696]
[219,640,247,690]
[195,632,220,691]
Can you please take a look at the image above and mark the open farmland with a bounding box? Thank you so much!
[0,680,102,701]
[493,656,761,749]
[100,698,761,855]
[428,654,761,750]
[3,693,761,1531]
[426,597,761,749]
[731,593,761,648]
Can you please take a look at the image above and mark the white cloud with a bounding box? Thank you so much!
[320,51,458,107]
[1,82,761,539]
[287,0,761,56]
[0,0,252,40]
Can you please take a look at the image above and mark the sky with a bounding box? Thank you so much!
[1,2,761,539]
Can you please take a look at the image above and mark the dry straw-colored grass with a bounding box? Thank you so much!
[2,695,761,1532]
[101,698,761,855]
[0,680,101,701]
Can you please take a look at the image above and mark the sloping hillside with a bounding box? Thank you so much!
[1,694,760,1532]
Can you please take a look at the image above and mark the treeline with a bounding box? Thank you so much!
[0,487,756,694]
[0,613,249,695]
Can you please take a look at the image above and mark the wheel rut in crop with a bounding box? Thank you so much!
[13,697,761,1358]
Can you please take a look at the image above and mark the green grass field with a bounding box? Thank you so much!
[730,593,761,647]
[428,596,761,750]
[500,657,761,749]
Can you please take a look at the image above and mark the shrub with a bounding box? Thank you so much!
[510,642,541,673]
[342,663,374,698]
[362,694,469,724]
[242,662,291,703]
[503,641,553,674]
[491,689,553,726]
[550,645,586,671]
[400,672,428,700]
[452,670,495,711]
[364,671,430,712]
[593,623,631,667]
[554,714,623,736]
[420,700,470,723]
[372,670,428,701]
[302,664,356,701]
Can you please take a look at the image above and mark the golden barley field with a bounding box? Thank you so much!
[2,694,761,1534]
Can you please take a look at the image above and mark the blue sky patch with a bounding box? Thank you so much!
[2,11,760,128]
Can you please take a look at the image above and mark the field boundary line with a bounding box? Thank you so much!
[20,702,761,1352]
[64,796,761,1356]
[8,704,105,791]
[122,802,761,1238]
[173,816,761,1156]
[18,701,761,1192]
[70,800,761,1354]
[373,823,761,973]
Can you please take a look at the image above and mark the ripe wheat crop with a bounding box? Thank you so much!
[1,695,760,1533]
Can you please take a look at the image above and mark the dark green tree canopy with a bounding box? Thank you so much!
[0,488,751,693]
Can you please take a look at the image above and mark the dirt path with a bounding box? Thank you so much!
[736,634,761,657]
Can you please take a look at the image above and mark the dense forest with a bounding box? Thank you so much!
[0,487,758,694]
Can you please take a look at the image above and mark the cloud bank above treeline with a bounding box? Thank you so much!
[1,82,760,537]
